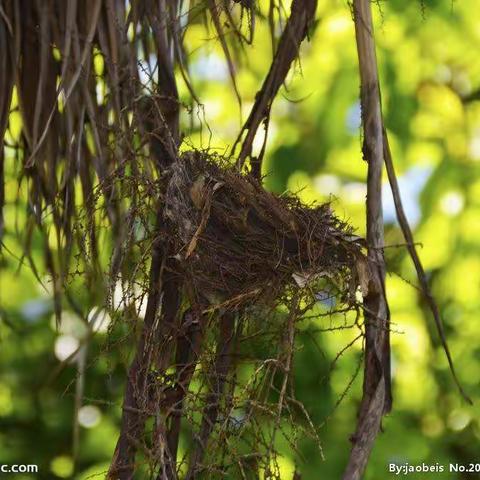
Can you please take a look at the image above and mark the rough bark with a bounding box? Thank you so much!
[108,5,181,474]
[343,1,391,478]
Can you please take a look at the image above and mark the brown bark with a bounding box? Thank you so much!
[234,0,317,177]
[343,1,390,479]
[108,5,181,473]
[108,244,181,480]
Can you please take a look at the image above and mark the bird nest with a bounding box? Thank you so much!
[164,151,368,312]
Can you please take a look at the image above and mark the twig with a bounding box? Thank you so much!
[185,312,237,480]
[382,129,471,404]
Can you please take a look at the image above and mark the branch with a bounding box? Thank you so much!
[0,10,14,242]
[185,312,237,480]
[108,242,172,480]
[164,309,205,468]
[233,0,317,177]
[343,1,390,478]
[109,3,183,476]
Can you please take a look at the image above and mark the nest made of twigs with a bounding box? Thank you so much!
[163,151,367,311]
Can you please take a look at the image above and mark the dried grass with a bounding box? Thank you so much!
[164,151,364,312]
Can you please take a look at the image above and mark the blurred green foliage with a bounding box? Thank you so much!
[1,1,480,479]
